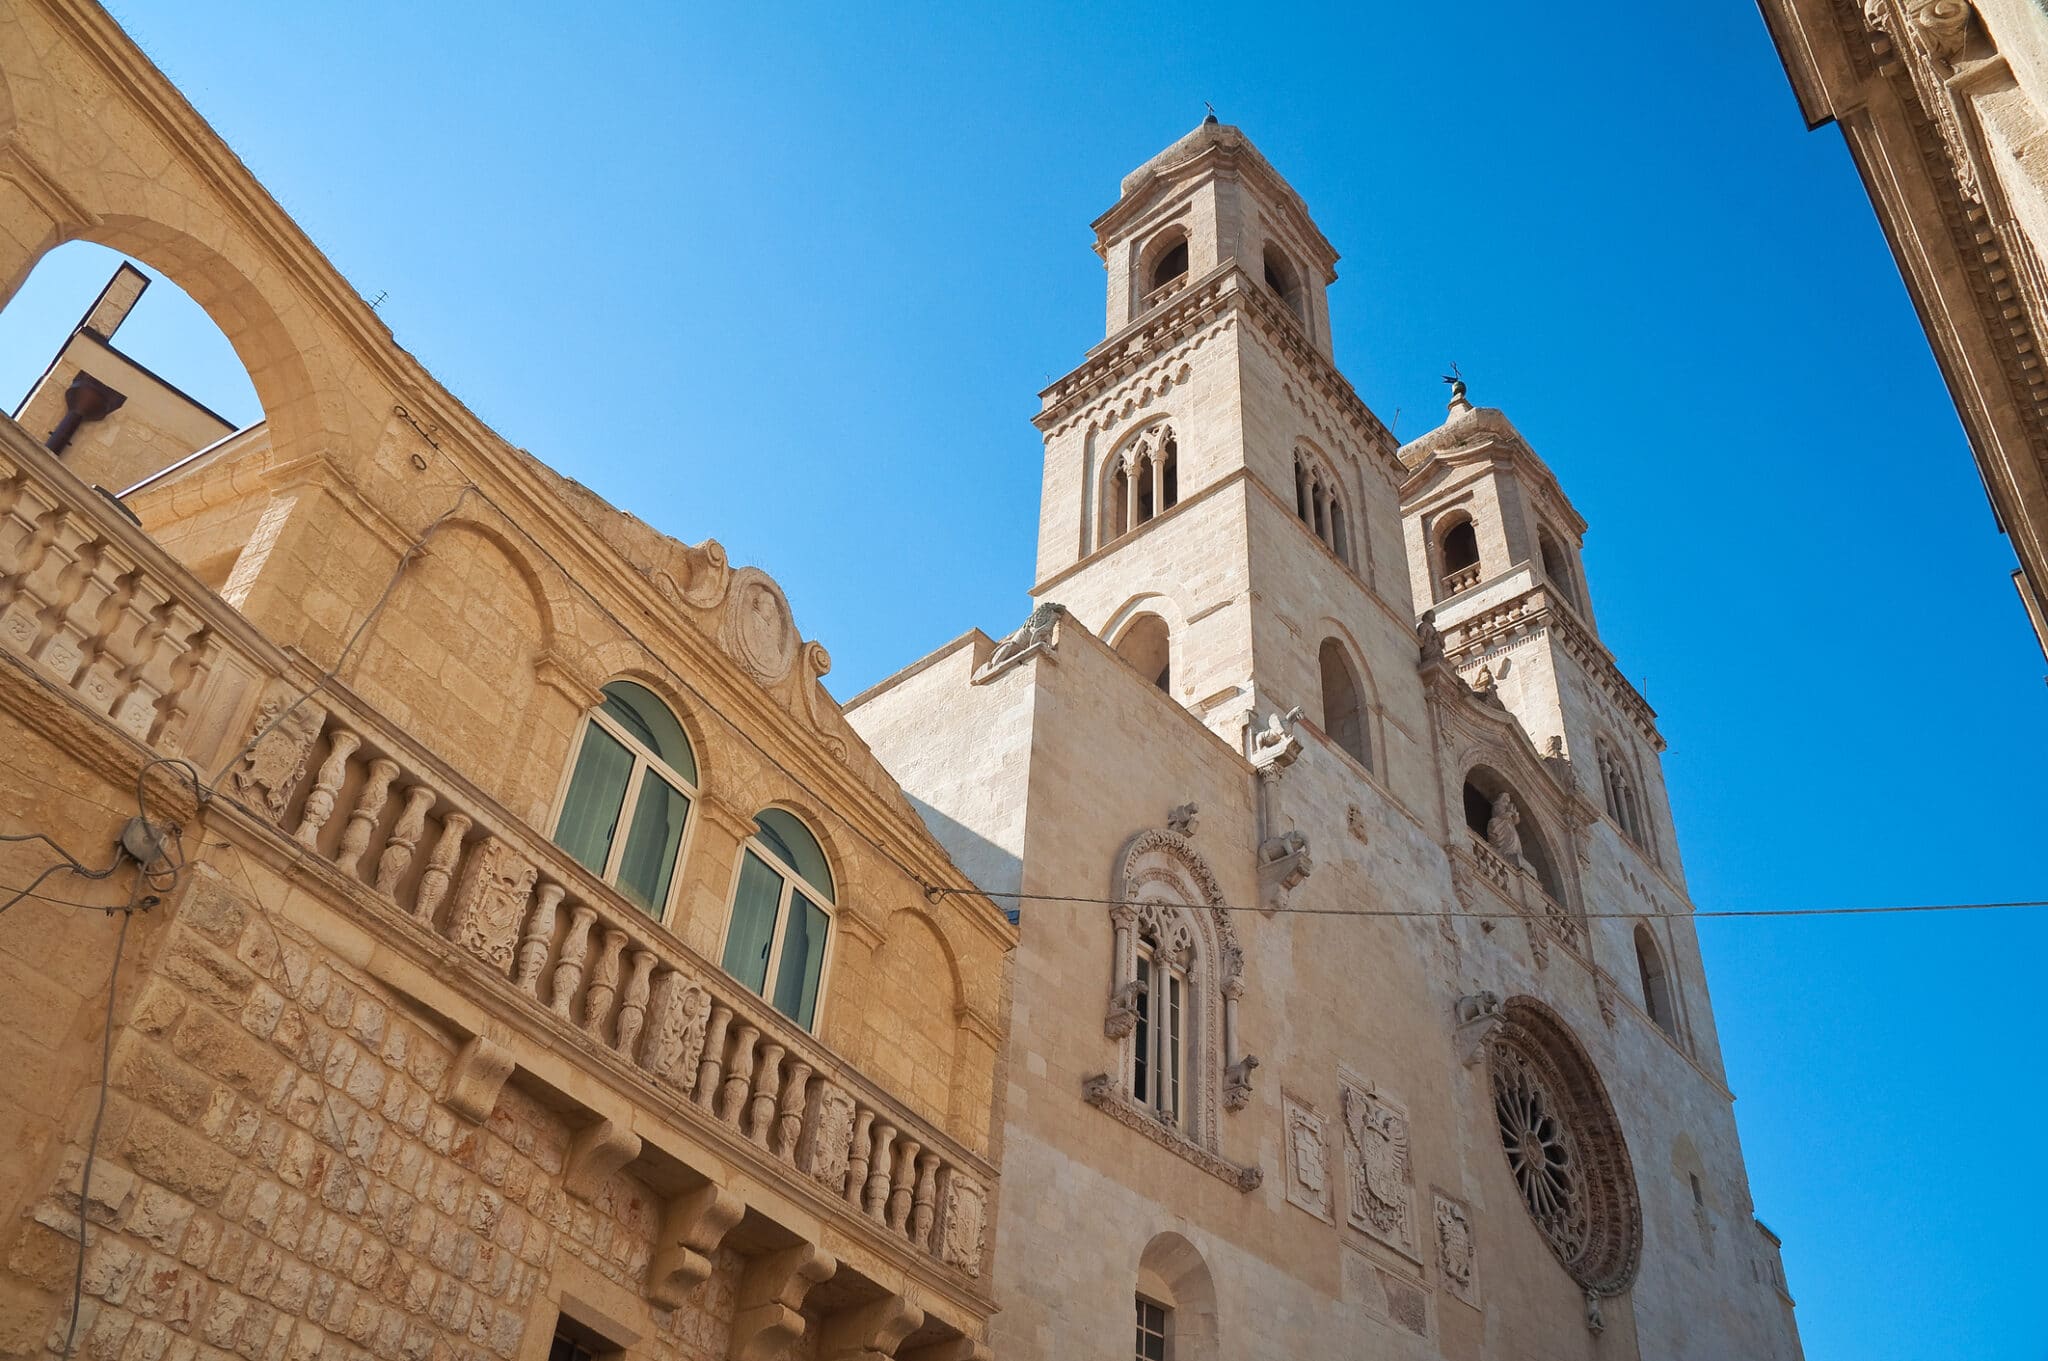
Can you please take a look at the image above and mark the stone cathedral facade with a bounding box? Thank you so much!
[849,121,1807,1360]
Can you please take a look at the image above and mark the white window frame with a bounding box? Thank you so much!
[547,690,699,924]
[714,817,837,1032]
[1132,937,1189,1128]
[1134,1294,1171,1361]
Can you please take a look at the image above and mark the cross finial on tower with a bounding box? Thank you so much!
[1443,362,1471,414]
[1203,101,1219,125]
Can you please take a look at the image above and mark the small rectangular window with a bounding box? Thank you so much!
[1135,1296,1168,1361]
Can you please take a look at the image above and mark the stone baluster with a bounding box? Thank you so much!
[844,1109,875,1208]
[582,927,628,1037]
[718,1024,759,1126]
[910,1151,941,1249]
[887,1138,921,1232]
[150,627,213,756]
[414,811,471,924]
[333,757,399,876]
[107,589,176,740]
[72,558,143,713]
[374,783,437,895]
[0,504,67,653]
[551,905,598,1020]
[615,948,657,1056]
[514,882,564,996]
[26,531,99,678]
[694,1003,733,1109]
[746,1041,785,1146]
[294,728,360,847]
[863,1123,897,1221]
[773,1060,811,1163]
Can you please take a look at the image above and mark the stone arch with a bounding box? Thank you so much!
[1633,924,1679,1041]
[1140,224,1190,297]
[1099,417,1179,546]
[1135,1231,1219,1361]
[1460,761,1567,904]
[1485,996,1643,1296]
[870,907,962,1129]
[347,517,550,802]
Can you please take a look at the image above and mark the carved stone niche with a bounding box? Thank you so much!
[1434,1191,1478,1308]
[1340,1072,1417,1259]
[1282,1095,1333,1222]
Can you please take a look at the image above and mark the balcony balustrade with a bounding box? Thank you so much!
[1442,563,1482,596]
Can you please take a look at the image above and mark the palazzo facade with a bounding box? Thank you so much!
[850,121,1807,1360]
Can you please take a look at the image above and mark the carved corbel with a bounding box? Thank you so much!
[1223,1055,1260,1112]
[817,1294,925,1361]
[1257,829,1313,913]
[901,1340,992,1361]
[1247,705,1304,772]
[445,1036,515,1123]
[1104,979,1141,1039]
[1167,802,1199,835]
[729,1243,837,1361]
[647,1182,745,1306]
[563,1118,642,1201]
[1452,991,1506,1068]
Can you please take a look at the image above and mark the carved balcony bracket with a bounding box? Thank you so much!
[647,1182,746,1307]
[445,1036,515,1123]
[1248,706,1311,913]
[564,1117,643,1201]
[730,1243,838,1361]
[817,1294,926,1361]
[901,1342,992,1361]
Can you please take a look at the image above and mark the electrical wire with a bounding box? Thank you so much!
[58,881,138,1361]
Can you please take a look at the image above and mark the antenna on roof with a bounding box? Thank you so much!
[367,290,388,312]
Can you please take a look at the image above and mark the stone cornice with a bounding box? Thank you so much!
[1441,584,1663,751]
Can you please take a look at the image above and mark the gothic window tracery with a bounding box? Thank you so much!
[1485,999,1642,1297]
[1102,424,1180,547]
[1103,828,1245,1152]
[1595,738,1654,858]
[551,679,698,920]
[1291,447,1351,565]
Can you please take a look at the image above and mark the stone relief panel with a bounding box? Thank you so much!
[1282,1094,1332,1222]
[1341,1072,1416,1258]
[1434,1190,1478,1307]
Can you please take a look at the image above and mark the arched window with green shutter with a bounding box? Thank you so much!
[551,680,697,920]
[720,808,835,1030]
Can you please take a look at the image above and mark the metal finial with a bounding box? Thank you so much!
[1203,102,1219,125]
[1442,361,1469,409]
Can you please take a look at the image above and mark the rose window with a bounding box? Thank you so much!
[1484,1001,1643,1297]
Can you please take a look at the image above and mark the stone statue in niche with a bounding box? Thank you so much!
[1486,792,1522,861]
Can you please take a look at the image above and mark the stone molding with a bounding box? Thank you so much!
[1080,1075,1262,1192]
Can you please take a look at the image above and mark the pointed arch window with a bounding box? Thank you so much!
[1634,925,1678,1040]
[1596,738,1653,856]
[1316,638,1371,769]
[553,680,697,919]
[1102,426,1180,546]
[721,809,835,1029]
[1290,448,1352,566]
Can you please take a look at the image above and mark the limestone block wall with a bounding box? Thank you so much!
[0,856,745,1361]
[15,338,233,495]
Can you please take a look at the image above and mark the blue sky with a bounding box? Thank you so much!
[2,3,2043,1357]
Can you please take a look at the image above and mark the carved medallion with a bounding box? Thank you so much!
[801,1083,857,1192]
[935,1170,987,1277]
[720,569,799,686]
[232,690,324,821]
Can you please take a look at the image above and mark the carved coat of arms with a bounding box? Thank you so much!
[1343,1082,1414,1248]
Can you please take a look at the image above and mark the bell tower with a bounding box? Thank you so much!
[1030,120,1431,795]
[1398,390,1682,876]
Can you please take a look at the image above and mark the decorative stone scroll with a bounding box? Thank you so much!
[1282,1095,1332,1221]
[1341,1074,1416,1256]
[445,836,537,975]
[1434,1192,1477,1306]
